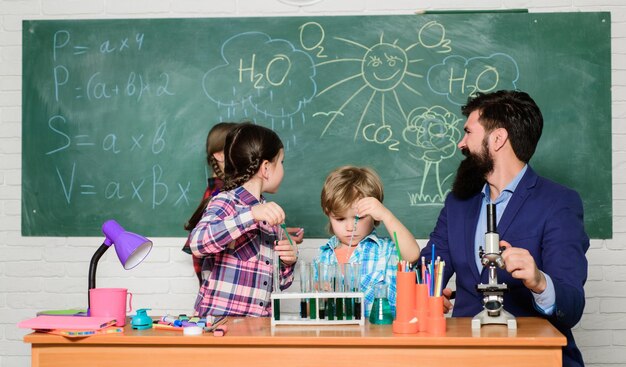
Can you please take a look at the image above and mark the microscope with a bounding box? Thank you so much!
[471,203,517,330]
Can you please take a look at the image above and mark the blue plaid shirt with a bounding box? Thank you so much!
[313,229,398,317]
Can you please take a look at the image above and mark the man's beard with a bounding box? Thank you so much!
[451,140,494,200]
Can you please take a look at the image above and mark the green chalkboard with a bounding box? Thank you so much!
[22,13,612,238]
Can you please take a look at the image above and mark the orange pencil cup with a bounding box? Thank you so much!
[392,271,418,334]
[415,283,428,332]
[426,296,446,335]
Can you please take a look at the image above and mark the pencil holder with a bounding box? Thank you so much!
[392,271,418,334]
[415,283,428,332]
[426,296,446,335]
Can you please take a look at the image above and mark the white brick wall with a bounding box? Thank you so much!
[1,1,624,366]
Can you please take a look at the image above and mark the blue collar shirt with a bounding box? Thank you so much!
[474,165,555,315]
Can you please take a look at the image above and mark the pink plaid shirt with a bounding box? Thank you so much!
[189,186,294,317]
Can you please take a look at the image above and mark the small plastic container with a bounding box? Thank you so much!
[131,308,152,330]
[415,284,429,332]
[426,296,446,335]
[392,271,418,334]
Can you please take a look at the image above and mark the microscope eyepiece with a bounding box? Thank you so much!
[484,203,501,259]
[486,203,497,233]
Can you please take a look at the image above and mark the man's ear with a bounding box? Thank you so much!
[491,128,509,151]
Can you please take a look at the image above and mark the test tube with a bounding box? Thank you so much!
[309,263,317,320]
[324,264,337,320]
[343,264,353,320]
[273,230,282,293]
[272,228,282,321]
[318,263,333,320]
[335,263,344,320]
[299,262,310,319]
[351,262,362,320]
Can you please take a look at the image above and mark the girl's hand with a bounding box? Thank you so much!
[251,202,285,226]
[275,239,298,266]
[287,227,304,244]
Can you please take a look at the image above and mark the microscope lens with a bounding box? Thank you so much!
[485,300,502,311]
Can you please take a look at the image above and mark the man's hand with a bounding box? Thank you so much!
[441,287,454,314]
[500,240,546,293]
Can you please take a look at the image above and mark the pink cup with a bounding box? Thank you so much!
[89,288,132,326]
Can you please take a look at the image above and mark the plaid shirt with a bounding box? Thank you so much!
[313,229,398,317]
[182,177,225,285]
[189,186,294,317]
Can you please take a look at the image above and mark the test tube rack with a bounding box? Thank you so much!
[270,291,365,326]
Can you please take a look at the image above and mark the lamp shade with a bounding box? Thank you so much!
[102,220,152,270]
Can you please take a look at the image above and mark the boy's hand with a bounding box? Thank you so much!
[355,197,421,264]
[354,197,391,222]
[251,202,285,226]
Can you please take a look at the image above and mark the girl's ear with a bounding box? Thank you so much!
[212,151,225,163]
[260,159,270,179]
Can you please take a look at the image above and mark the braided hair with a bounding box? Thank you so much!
[223,123,284,191]
[206,122,239,179]
[184,122,238,231]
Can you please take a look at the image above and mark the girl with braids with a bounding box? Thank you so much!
[182,122,239,287]
[189,123,299,317]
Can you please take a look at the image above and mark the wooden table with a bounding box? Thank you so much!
[25,317,565,367]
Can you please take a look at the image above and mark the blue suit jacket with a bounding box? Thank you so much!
[423,166,589,367]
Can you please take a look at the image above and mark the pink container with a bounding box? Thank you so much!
[415,284,428,332]
[392,272,418,334]
[89,288,132,326]
[426,296,446,335]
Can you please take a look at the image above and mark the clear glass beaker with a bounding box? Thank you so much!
[369,283,393,325]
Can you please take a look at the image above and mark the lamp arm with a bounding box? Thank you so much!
[88,243,110,308]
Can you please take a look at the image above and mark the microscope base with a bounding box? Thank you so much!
[471,309,517,330]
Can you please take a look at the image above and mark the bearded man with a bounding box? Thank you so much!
[420,90,589,367]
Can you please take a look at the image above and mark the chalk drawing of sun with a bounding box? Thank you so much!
[315,33,424,141]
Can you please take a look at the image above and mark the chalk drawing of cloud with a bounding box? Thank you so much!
[427,53,519,105]
[202,32,317,118]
